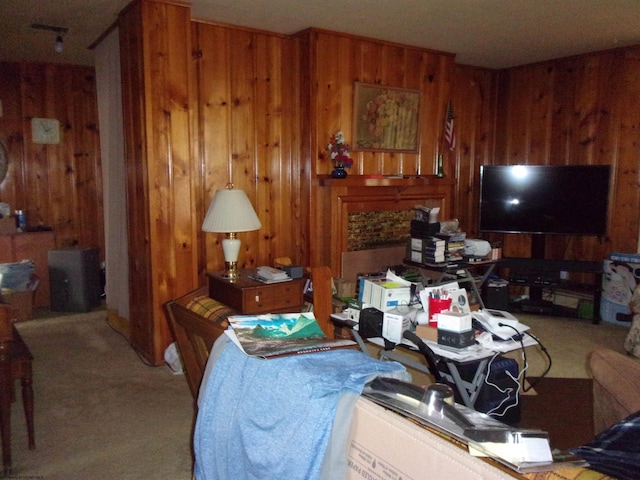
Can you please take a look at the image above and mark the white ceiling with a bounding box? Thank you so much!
[2,0,640,69]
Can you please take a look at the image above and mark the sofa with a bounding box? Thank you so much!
[589,347,640,435]
[166,286,612,480]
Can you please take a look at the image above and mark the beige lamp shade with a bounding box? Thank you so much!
[202,187,262,233]
[202,186,261,279]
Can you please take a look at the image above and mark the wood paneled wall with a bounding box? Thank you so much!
[299,29,456,178]
[192,21,303,275]
[0,62,103,254]
[296,29,458,270]
[119,0,197,364]
[9,0,639,364]
[452,47,640,262]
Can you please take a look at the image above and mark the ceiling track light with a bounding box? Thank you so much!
[31,23,69,54]
[55,36,64,53]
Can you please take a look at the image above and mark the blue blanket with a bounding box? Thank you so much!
[194,337,408,480]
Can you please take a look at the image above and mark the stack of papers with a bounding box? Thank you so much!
[252,266,291,283]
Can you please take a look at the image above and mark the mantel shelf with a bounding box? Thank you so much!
[318,175,455,187]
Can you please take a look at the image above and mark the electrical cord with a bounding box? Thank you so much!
[521,330,552,392]
[497,321,552,393]
[483,350,527,418]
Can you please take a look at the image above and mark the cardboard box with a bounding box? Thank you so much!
[415,324,438,342]
[0,216,16,235]
[334,278,356,298]
[437,328,475,349]
[360,278,411,312]
[436,310,472,332]
[382,307,417,343]
[601,258,640,324]
[0,274,39,322]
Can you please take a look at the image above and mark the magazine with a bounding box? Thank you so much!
[225,312,356,358]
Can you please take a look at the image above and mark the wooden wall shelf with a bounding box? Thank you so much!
[318,175,455,188]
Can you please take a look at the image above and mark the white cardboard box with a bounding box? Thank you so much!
[436,310,472,332]
[382,307,417,343]
[360,278,412,312]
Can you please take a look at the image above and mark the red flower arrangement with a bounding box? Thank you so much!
[327,131,353,169]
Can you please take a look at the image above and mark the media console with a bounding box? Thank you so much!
[499,257,603,323]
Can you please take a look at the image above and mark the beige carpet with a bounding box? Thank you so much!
[7,310,631,478]
[10,311,194,479]
[508,313,629,379]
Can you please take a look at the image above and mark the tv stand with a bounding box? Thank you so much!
[500,257,603,323]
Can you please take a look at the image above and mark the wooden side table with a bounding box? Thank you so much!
[207,269,305,314]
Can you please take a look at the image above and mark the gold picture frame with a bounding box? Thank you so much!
[353,82,421,152]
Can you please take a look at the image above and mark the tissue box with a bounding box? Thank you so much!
[436,310,472,332]
[437,309,474,348]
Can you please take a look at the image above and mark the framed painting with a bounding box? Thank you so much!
[352,82,421,152]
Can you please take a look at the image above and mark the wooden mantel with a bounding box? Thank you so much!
[311,175,455,277]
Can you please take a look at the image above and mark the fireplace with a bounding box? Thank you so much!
[313,177,454,277]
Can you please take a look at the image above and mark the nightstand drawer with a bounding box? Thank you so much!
[242,282,303,313]
[207,270,304,314]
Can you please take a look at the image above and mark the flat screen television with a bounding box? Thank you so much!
[479,164,611,237]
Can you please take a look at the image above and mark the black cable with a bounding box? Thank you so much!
[497,322,552,392]
[521,330,552,391]
[498,322,528,390]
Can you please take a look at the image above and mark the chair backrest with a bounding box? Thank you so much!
[310,266,334,338]
[164,287,235,400]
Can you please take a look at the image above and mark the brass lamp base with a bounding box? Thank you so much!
[221,261,239,281]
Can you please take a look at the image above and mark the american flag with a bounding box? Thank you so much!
[444,100,456,150]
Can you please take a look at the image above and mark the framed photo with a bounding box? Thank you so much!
[353,82,421,152]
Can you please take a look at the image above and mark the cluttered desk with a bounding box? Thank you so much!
[332,309,539,413]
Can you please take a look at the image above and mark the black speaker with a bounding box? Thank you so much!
[48,247,101,312]
[483,279,510,311]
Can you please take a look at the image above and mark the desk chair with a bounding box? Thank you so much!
[0,303,35,476]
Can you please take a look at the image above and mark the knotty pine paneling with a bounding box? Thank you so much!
[193,21,303,275]
[0,61,104,255]
[119,0,196,365]
[460,46,640,264]
[296,29,457,271]
[450,64,499,240]
[306,29,455,178]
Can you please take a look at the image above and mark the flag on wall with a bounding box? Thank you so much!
[444,100,456,151]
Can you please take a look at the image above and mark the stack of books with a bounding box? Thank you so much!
[436,231,466,262]
[408,236,447,264]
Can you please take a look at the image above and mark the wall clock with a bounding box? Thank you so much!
[31,117,61,144]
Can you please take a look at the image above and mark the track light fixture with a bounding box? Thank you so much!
[31,24,69,54]
[54,36,64,53]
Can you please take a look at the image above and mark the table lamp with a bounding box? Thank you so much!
[202,184,262,280]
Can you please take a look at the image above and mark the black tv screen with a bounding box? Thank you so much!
[479,165,611,236]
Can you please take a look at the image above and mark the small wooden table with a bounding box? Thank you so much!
[207,269,305,314]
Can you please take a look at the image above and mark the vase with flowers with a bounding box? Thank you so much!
[327,131,353,178]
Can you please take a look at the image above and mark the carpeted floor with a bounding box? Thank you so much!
[6,309,630,478]
[10,311,194,479]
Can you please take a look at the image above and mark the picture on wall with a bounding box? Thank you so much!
[353,82,421,152]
